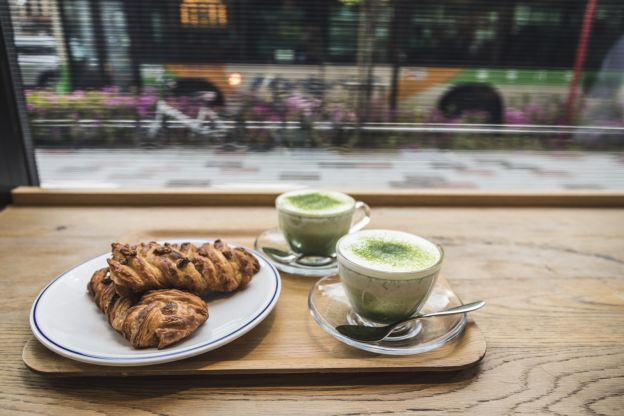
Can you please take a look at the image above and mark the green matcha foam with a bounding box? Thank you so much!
[276,190,355,217]
[338,230,441,275]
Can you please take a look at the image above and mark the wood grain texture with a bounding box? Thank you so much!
[11,186,624,207]
[1,205,623,415]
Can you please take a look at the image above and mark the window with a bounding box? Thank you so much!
[404,1,503,66]
[180,0,228,28]
[3,0,623,190]
[328,2,389,64]
[16,45,55,55]
[328,4,357,62]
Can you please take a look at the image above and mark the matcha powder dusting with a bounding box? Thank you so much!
[287,193,344,211]
[351,238,438,270]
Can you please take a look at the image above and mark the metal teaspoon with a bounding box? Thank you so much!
[336,300,486,342]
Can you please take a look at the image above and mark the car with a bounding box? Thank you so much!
[15,35,60,88]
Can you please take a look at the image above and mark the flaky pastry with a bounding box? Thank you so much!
[88,268,208,349]
[107,240,260,297]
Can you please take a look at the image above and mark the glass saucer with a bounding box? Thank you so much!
[254,228,338,277]
[308,274,467,355]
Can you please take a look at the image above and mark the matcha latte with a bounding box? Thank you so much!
[276,190,370,257]
[337,230,443,324]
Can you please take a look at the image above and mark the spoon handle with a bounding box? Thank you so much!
[422,300,486,318]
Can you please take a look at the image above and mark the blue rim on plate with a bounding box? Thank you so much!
[29,241,281,366]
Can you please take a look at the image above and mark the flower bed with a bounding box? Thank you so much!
[25,87,621,149]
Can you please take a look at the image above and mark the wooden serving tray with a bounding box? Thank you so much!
[23,229,486,377]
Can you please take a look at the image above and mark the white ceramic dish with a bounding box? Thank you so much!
[30,239,281,366]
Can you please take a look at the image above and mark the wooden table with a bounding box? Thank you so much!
[1,190,623,415]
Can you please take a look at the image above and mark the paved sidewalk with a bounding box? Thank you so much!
[35,147,624,190]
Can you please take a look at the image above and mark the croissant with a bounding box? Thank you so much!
[87,267,136,332]
[107,240,260,297]
[122,289,208,349]
[88,268,209,349]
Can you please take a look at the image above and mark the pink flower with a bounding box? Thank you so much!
[330,109,344,123]
[138,95,157,106]
[105,98,121,108]
[505,108,529,125]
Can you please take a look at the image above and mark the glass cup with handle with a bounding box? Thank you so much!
[336,229,444,326]
[276,189,371,258]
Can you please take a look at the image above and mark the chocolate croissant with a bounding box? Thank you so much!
[88,268,209,349]
[107,240,260,297]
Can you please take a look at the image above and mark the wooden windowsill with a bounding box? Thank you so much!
[11,186,624,207]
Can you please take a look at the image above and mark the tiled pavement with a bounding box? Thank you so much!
[35,147,624,190]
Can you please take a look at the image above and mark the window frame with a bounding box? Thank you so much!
[0,0,39,205]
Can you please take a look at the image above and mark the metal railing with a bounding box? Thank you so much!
[30,118,624,136]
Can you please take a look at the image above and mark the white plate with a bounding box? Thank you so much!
[30,239,281,366]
